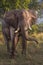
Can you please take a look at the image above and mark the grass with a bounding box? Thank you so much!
[0,32,43,65]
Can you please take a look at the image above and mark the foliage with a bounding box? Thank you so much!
[0,0,30,11]
[0,0,41,11]
[28,25,39,34]
[32,25,39,33]
[31,23,43,34]
[28,0,40,10]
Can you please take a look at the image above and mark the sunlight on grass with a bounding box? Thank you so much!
[0,33,4,45]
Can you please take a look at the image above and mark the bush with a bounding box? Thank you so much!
[29,25,39,34]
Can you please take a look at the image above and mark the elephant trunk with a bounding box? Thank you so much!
[27,37,38,44]
[25,36,38,44]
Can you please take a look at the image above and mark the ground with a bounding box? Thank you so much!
[0,32,43,65]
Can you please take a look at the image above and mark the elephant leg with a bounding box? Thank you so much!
[11,33,19,57]
[2,20,11,54]
[20,26,27,55]
[20,25,29,55]
[10,28,19,57]
[3,31,10,52]
[21,36,26,55]
[5,37,10,53]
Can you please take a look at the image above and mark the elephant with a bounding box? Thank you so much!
[2,9,38,57]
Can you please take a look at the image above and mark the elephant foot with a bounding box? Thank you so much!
[7,49,11,56]
[22,50,26,56]
[7,47,11,53]
[9,52,15,59]
[10,55,15,59]
[10,50,18,58]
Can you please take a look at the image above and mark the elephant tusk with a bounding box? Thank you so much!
[14,27,20,33]
[28,25,32,30]
[24,25,32,31]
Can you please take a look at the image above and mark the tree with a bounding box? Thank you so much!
[0,0,31,11]
[28,0,39,10]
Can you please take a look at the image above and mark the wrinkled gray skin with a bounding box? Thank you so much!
[2,9,38,57]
